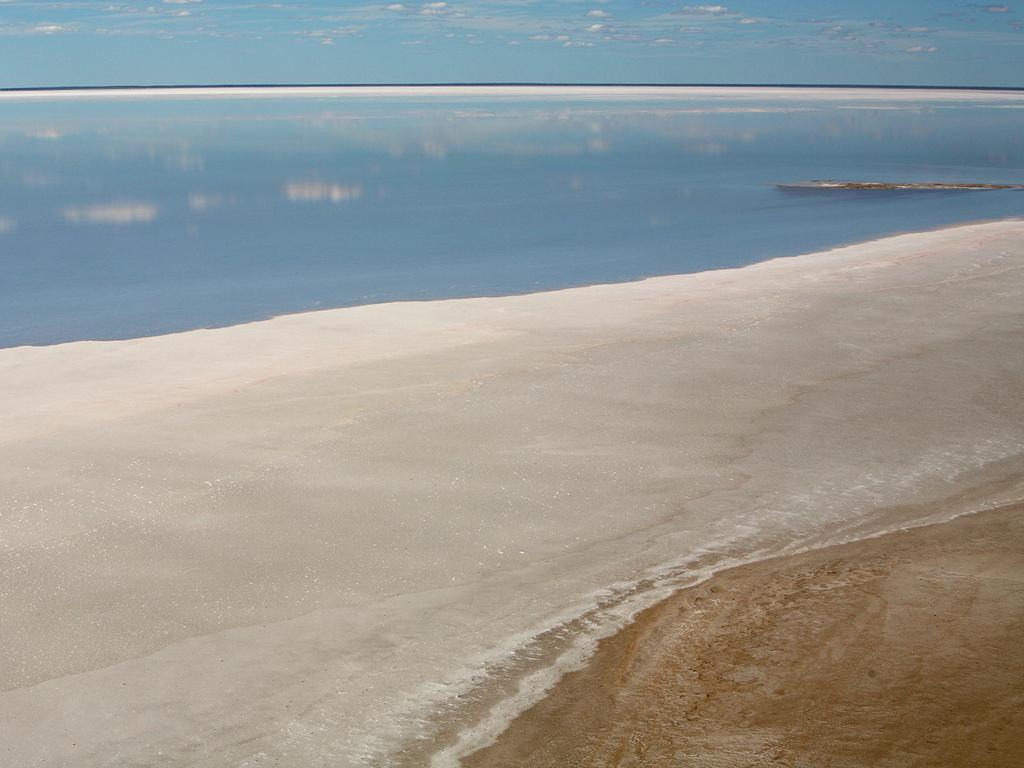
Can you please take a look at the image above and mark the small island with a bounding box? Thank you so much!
[779,180,1024,190]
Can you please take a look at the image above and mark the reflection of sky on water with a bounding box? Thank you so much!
[1,94,1022,346]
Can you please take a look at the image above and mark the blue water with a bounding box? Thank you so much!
[1,90,1022,347]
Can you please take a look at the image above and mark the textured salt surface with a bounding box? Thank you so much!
[1,222,1023,766]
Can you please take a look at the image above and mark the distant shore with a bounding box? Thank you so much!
[2,83,1024,101]
[464,502,1024,767]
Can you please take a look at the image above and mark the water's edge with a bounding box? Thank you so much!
[388,461,1024,767]
[5,215,1019,353]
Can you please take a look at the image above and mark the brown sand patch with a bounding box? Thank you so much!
[466,504,1024,768]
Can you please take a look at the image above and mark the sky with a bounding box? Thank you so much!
[0,1,1021,88]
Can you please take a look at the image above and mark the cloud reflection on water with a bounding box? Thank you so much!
[283,182,364,203]
[62,202,158,225]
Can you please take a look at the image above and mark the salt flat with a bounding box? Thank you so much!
[1,221,1023,766]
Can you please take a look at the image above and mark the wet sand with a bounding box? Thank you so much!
[466,503,1024,768]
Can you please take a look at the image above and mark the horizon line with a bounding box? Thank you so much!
[2,82,1023,93]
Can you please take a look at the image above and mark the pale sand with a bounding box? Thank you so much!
[464,504,1024,768]
[1,221,1024,766]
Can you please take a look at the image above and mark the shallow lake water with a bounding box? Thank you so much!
[1,87,1022,347]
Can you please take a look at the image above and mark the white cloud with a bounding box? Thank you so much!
[677,4,730,14]
[0,217,16,234]
[63,203,158,225]
[284,182,364,203]
[187,192,235,211]
[586,10,609,18]
[303,26,360,43]
[906,45,938,53]
[587,23,605,32]
[385,3,405,10]
[421,1,449,15]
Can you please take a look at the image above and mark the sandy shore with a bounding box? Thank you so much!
[2,221,1023,766]
[465,503,1024,768]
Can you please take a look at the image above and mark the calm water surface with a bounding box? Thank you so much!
[1,90,1022,347]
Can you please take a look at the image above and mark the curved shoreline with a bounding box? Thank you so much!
[425,467,1024,767]
[462,501,1024,767]
[3,214,1018,354]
